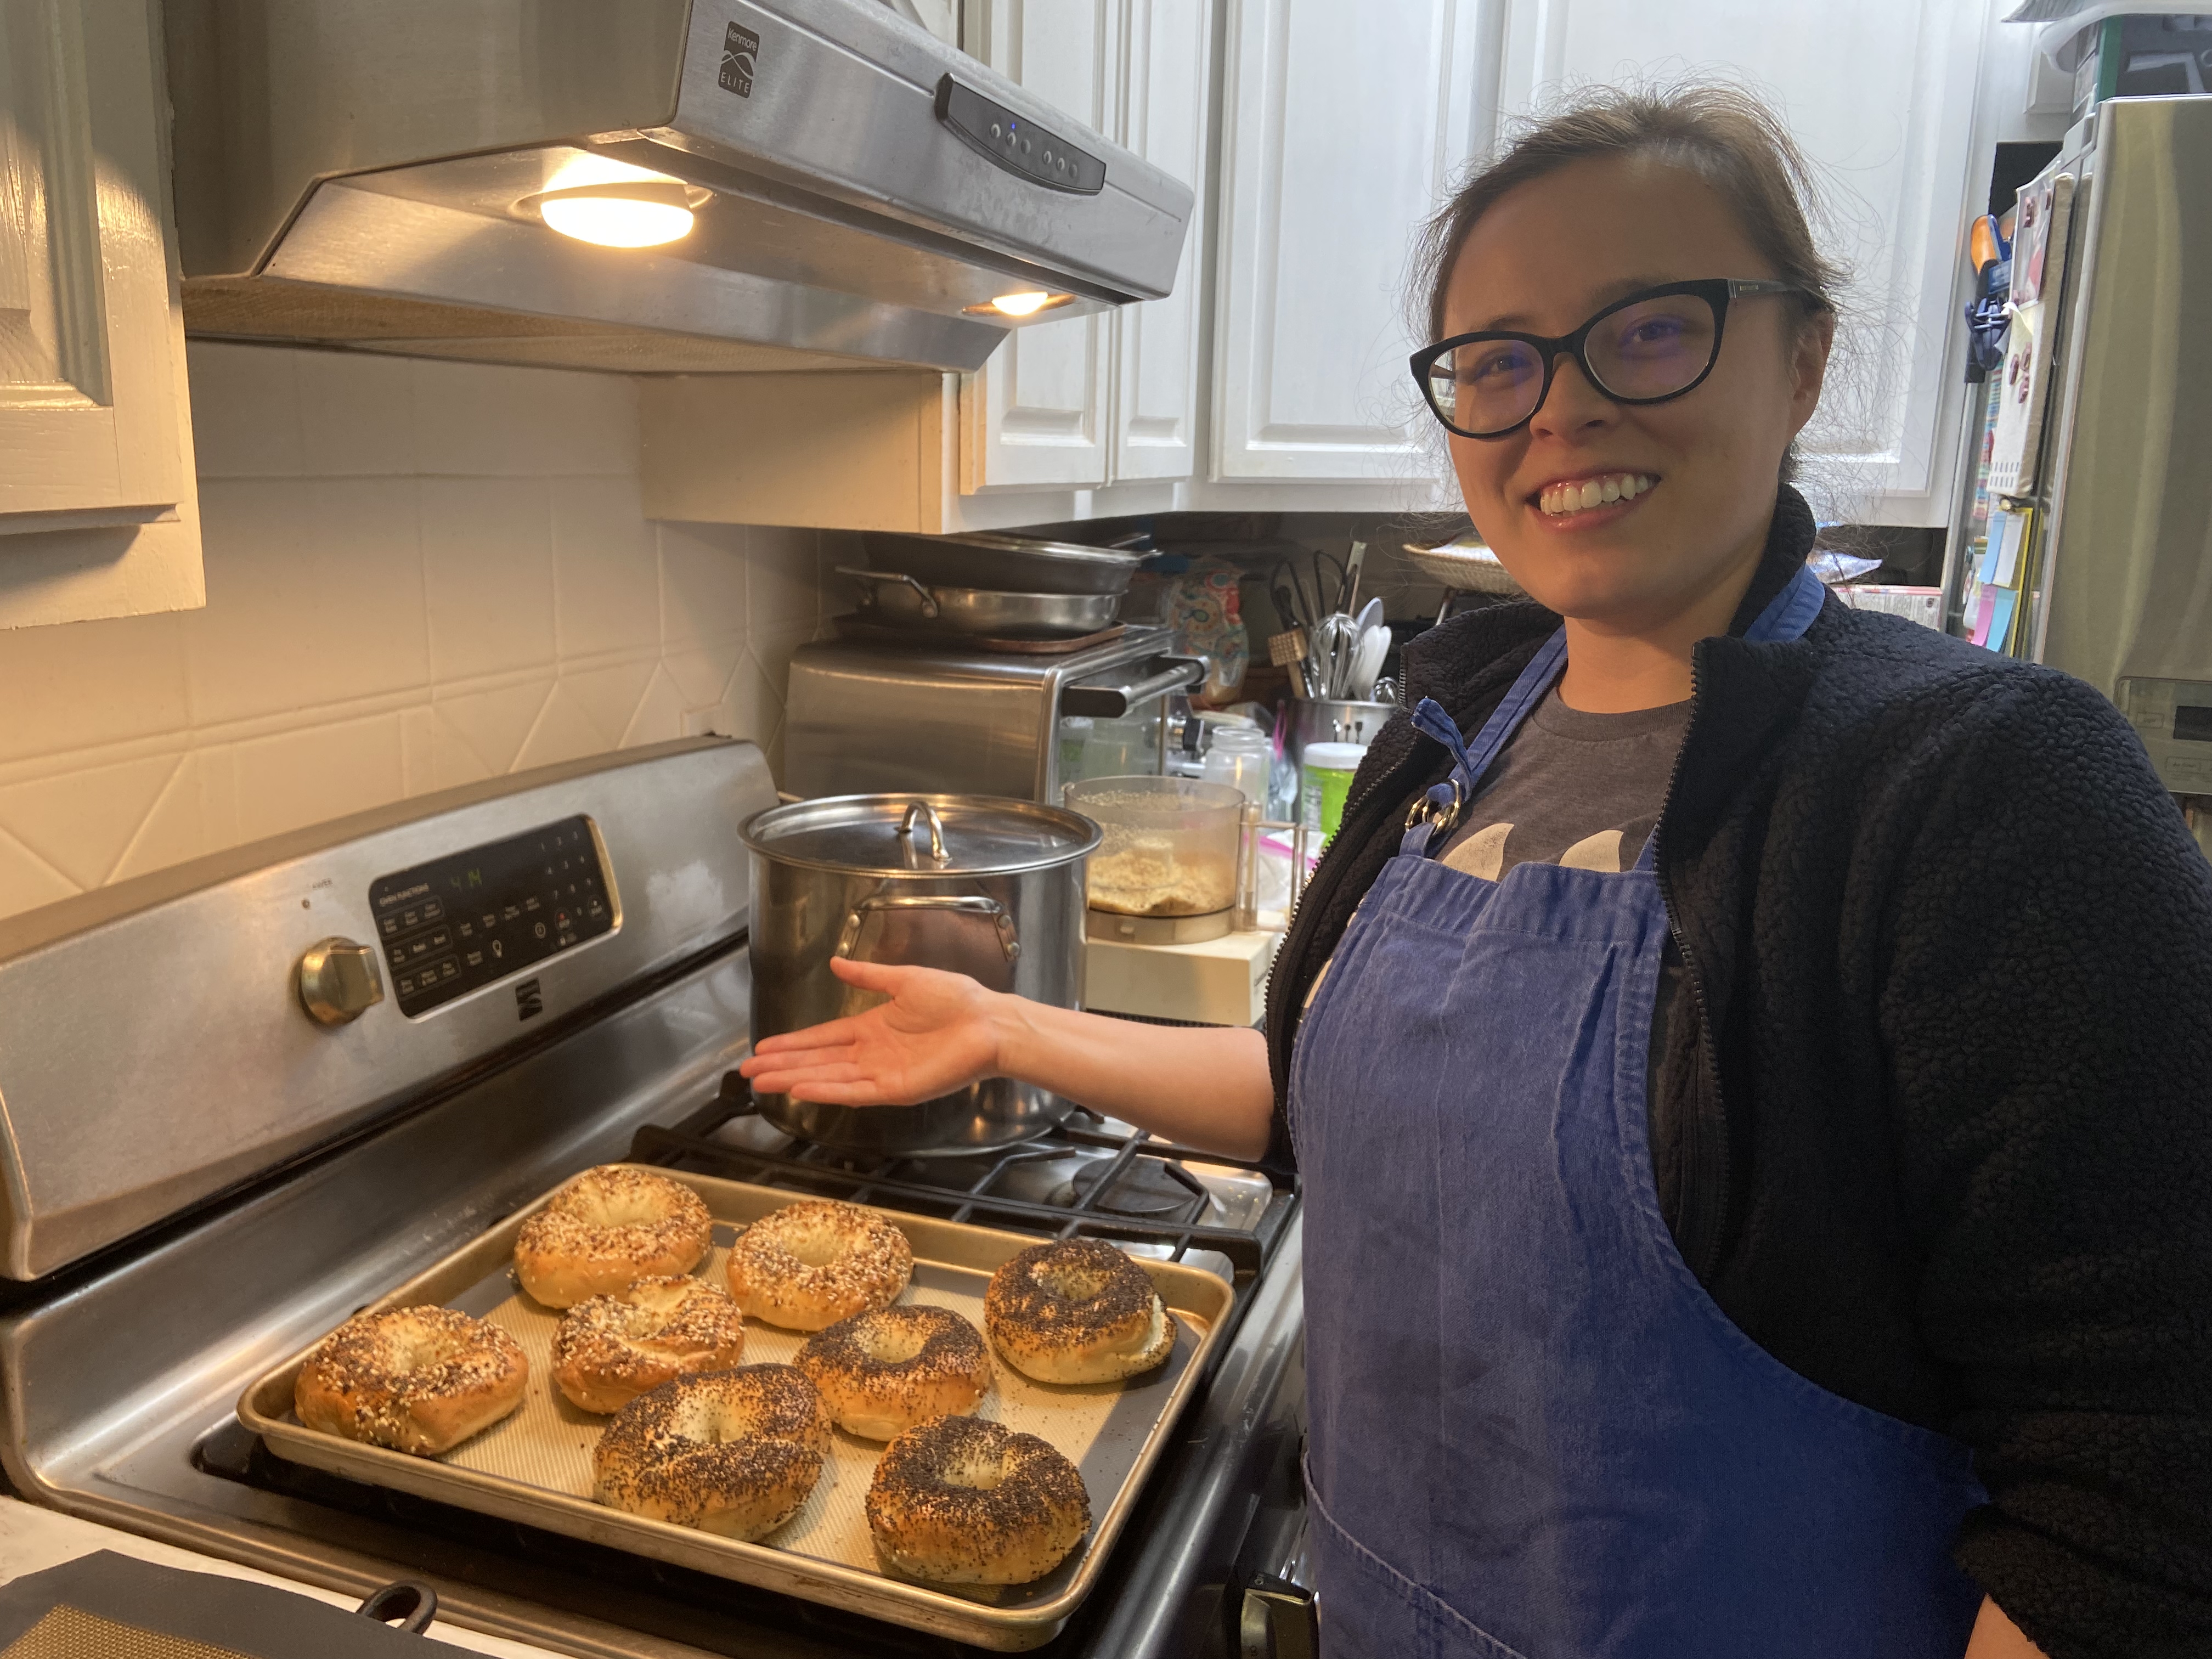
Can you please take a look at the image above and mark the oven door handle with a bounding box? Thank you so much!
[834,893,1021,964]
[1060,655,1204,718]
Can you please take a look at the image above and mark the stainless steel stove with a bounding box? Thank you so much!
[0,738,1311,1657]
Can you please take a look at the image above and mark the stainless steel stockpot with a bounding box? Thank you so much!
[740,793,1101,1153]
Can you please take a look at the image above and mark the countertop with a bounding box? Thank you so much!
[0,1496,566,1656]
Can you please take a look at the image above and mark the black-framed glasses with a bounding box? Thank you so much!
[1410,278,1804,439]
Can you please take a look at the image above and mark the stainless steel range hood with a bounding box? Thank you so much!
[163,1,1194,374]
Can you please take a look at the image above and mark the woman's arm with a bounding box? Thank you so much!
[737,956,1277,1160]
[1879,670,2212,1658]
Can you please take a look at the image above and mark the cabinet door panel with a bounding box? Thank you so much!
[1110,0,1211,482]
[0,0,189,519]
[960,0,1119,492]
[1212,0,1479,482]
[1493,0,1987,522]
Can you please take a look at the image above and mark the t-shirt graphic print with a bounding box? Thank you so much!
[1436,686,1690,878]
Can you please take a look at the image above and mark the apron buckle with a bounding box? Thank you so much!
[1404,778,1466,840]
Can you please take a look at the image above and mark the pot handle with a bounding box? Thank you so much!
[834,894,1021,964]
[837,566,939,619]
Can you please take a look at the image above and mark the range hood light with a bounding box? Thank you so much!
[531,182,697,249]
[966,290,1076,318]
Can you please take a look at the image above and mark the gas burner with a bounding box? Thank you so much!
[644,1074,1296,1283]
[1059,1156,1217,1221]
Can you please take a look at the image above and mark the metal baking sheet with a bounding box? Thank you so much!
[238,1166,1231,1651]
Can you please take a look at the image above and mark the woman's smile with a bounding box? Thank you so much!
[1530,469,1660,524]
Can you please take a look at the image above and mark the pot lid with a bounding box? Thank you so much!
[740,794,1101,876]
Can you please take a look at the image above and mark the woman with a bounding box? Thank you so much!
[743,86,2212,1659]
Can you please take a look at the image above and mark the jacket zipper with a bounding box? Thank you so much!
[1650,643,1730,1282]
[1275,752,1420,977]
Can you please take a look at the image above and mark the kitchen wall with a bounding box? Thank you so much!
[0,343,845,925]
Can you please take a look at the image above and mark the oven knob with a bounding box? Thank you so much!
[297,936,385,1025]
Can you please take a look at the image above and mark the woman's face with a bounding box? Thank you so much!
[1440,153,1831,633]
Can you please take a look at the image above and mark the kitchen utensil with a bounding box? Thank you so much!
[742,794,1098,1152]
[839,567,1122,639]
[1301,613,1331,698]
[1371,675,1400,705]
[1317,612,1362,699]
[1266,625,1309,668]
[240,1169,1232,1653]
[862,531,1148,596]
[1341,540,1367,614]
[0,1554,443,1653]
[1065,776,1245,943]
[1348,620,1390,700]
[1310,550,1346,621]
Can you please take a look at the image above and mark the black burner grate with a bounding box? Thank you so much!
[629,1073,1297,1290]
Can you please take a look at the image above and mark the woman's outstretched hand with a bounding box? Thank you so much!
[737,956,1006,1107]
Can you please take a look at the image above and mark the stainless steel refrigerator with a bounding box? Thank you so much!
[1993,94,2212,804]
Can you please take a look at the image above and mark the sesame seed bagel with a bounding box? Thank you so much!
[724,1200,912,1331]
[295,1305,527,1457]
[514,1166,713,1310]
[866,1414,1090,1585]
[552,1275,747,1414]
[797,1304,993,1440]
[984,1238,1177,1384]
[593,1364,832,1540]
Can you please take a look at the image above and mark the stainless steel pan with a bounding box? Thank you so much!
[861,531,1147,596]
[840,568,1122,639]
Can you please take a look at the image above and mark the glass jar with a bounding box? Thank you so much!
[1199,721,1272,805]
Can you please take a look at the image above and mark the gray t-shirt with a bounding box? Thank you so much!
[1302,687,1692,1014]
[1437,687,1691,877]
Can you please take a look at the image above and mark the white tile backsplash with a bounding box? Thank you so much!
[0,342,836,924]
[183,477,432,726]
[420,476,556,680]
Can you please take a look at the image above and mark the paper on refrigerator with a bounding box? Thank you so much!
[1988,172,2075,499]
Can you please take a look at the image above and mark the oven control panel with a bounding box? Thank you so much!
[369,815,616,1018]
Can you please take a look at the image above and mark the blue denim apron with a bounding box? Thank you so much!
[1289,568,1985,1658]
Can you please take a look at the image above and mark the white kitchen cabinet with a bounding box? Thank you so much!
[1486,0,1993,525]
[0,0,202,625]
[659,0,2019,529]
[1210,0,1483,484]
[958,0,1122,493]
[1109,0,1214,483]
[643,0,1457,530]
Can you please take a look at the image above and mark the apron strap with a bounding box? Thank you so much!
[1401,631,1567,857]
[1399,566,1825,861]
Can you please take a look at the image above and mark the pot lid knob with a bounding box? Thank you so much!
[898,801,951,866]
